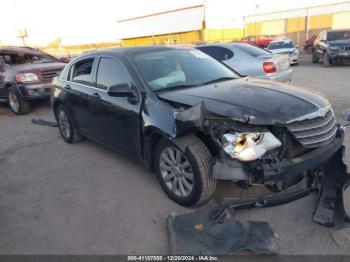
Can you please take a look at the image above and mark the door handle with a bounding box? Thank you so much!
[92,92,100,99]
[64,84,71,90]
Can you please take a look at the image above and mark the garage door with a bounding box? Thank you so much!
[261,20,286,35]
[332,12,350,29]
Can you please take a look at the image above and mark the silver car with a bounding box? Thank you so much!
[267,38,299,65]
[196,43,292,82]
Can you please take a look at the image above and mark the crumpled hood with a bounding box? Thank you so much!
[158,78,329,125]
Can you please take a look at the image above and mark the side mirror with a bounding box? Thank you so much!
[295,45,300,49]
[107,83,135,98]
[58,57,69,63]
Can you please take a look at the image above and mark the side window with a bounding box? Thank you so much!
[71,58,94,85]
[220,47,234,61]
[96,57,132,90]
[198,46,233,61]
[197,46,220,60]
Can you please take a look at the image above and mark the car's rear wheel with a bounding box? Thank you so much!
[56,105,82,144]
[311,51,319,64]
[7,87,31,115]
[155,138,216,206]
[323,53,331,67]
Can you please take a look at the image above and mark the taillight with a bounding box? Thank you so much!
[263,62,276,73]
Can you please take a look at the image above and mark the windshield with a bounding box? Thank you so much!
[0,52,58,65]
[235,44,271,57]
[327,31,350,41]
[268,40,294,50]
[132,49,239,91]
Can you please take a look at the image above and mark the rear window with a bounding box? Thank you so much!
[268,40,294,50]
[327,30,350,41]
[234,44,270,57]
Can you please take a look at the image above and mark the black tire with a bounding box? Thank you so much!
[323,53,331,67]
[7,87,31,115]
[55,105,83,144]
[155,138,216,206]
[311,50,319,64]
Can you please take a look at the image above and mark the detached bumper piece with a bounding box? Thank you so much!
[167,201,278,255]
[312,146,350,227]
[262,135,344,184]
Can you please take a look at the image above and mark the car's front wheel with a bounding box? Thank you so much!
[7,87,31,115]
[56,105,82,144]
[155,138,216,206]
[323,53,331,67]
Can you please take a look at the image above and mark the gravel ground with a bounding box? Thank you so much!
[0,54,349,255]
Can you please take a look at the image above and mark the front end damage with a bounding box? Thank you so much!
[172,102,344,187]
[170,101,350,226]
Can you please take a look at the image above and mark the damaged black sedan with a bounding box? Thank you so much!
[52,46,345,206]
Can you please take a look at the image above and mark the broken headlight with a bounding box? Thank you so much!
[220,132,281,162]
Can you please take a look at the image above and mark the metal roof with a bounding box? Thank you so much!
[116,5,204,39]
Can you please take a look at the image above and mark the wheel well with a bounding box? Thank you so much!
[145,130,219,171]
[53,101,62,118]
[4,83,13,96]
[144,132,163,171]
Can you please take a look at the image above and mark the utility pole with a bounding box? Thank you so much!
[254,4,260,40]
[17,28,28,46]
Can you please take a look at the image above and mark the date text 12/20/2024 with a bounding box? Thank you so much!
[127,256,219,261]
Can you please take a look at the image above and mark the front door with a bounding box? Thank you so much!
[92,56,142,157]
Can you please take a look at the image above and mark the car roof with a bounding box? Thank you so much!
[197,42,251,47]
[0,46,43,55]
[269,38,293,44]
[79,45,191,58]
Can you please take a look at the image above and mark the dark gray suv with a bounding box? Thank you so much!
[312,29,350,67]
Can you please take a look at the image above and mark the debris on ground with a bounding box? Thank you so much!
[167,201,278,255]
[31,119,58,127]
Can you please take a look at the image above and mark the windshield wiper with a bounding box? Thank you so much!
[158,84,199,92]
[202,77,236,85]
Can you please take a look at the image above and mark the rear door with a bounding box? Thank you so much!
[66,56,97,136]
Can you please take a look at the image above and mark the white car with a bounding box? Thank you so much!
[267,39,299,65]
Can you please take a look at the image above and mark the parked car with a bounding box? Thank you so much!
[53,46,344,206]
[240,35,272,48]
[267,38,299,65]
[196,43,292,82]
[304,34,317,54]
[312,29,350,67]
[0,46,66,114]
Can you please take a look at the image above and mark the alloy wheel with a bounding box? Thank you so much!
[8,92,19,113]
[58,110,71,139]
[159,147,194,197]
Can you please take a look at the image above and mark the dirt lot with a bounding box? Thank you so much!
[0,55,350,255]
